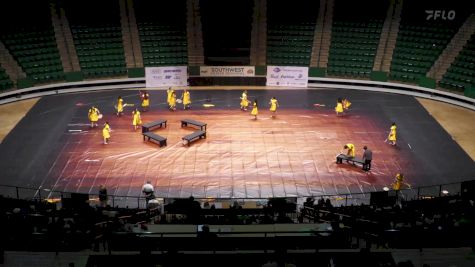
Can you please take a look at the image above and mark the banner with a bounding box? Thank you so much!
[200,66,255,77]
[145,66,188,87]
[266,66,309,87]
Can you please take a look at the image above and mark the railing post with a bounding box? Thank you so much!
[16,187,19,199]
[417,187,420,200]
[439,184,442,197]
[38,187,42,201]
[112,195,115,207]
[345,195,348,206]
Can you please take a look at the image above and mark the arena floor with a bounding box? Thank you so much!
[0,88,474,206]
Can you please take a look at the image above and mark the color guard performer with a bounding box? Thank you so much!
[182,89,191,110]
[169,91,177,111]
[166,87,173,109]
[386,122,397,146]
[342,98,351,112]
[140,90,150,112]
[251,99,258,120]
[335,98,344,116]
[102,121,111,144]
[240,90,249,111]
[116,96,124,117]
[343,143,355,159]
[269,97,279,118]
[132,108,142,131]
[88,106,101,128]
[392,173,410,191]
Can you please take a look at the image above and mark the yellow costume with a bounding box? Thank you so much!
[117,98,124,113]
[251,102,258,116]
[170,93,176,110]
[167,89,173,106]
[183,91,191,106]
[393,173,405,190]
[345,143,355,158]
[240,92,249,109]
[142,98,149,108]
[389,125,397,142]
[141,93,150,109]
[343,99,351,110]
[132,110,142,126]
[335,102,343,113]
[102,124,111,139]
[88,107,99,123]
[270,98,278,112]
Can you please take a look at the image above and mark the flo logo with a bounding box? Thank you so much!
[425,10,455,20]
[273,67,281,73]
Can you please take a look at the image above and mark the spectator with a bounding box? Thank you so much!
[98,185,108,207]
[187,196,201,224]
[197,224,216,238]
[142,181,155,205]
[147,198,160,210]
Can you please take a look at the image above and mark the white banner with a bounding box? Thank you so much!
[266,66,308,87]
[200,66,255,77]
[145,66,188,87]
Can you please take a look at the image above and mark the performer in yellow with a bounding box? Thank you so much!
[342,98,351,111]
[102,122,111,144]
[343,143,355,159]
[269,97,279,118]
[140,90,150,112]
[387,122,397,146]
[169,91,177,111]
[240,90,249,111]
[251,99,258,120]
[132,108,142,131]
[166,87,173,109]
[88,106,101,128]
[392,173,411,191]
[116,96,124,117]
[182,89,191,110]
[335,98,344,116]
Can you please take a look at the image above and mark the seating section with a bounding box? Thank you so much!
[266,0,318,66]
[390,1,468,83]
[0,65,13,90]
[135,1,187,67]
[200,0,253,65]
[0,1,64,84]
[327,0,388,78]
[439,34,475,92]
[63,0,126,78]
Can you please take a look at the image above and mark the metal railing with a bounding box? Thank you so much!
[0,179,470,209]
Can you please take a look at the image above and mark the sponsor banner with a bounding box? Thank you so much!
[200,66,255,77]
[266,66,308,87]
[145,66,188,87]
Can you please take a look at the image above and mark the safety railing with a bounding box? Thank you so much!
[0,179,470,209]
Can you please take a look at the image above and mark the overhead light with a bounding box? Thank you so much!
[383,187,389,191]
[441,190,449,195]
